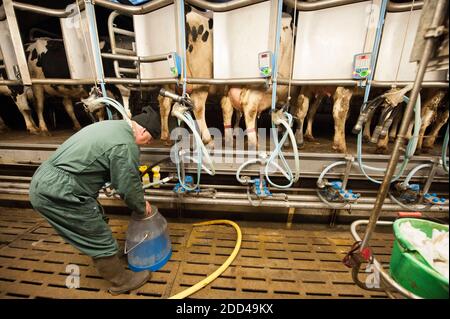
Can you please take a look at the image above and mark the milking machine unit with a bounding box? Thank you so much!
[158,88,216,193]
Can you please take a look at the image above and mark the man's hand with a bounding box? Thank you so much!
[145,201,153,216]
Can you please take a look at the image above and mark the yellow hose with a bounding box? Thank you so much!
[169,219,242,299]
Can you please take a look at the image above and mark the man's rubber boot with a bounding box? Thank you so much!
[93,254,150,295]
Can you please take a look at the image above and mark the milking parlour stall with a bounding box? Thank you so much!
[0,0,448,311]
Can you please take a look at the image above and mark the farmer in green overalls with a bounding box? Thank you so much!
[29,106,161,295]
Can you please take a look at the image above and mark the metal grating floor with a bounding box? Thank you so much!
[0,208,393,299]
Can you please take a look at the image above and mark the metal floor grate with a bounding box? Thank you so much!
[0,208,393,299]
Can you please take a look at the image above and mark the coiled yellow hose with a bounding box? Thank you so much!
[169,219,242,299]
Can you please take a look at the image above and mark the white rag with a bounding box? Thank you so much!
[398,221,449,280]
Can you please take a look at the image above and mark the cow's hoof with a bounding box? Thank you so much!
[421,146,432,154]
[39,130,52,137]
[389,136,396,143]
[363,135,371,143]
[374,146,388,154]
[297,142,305,150]
[205,140,215,151]
[304,134,315,142]
[414,148,423,155]
[332,144,346,153]
[160,133,170,141]
[73,125,82,132]
[163,139,174,147]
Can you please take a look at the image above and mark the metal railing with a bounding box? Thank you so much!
[0,0,447,88]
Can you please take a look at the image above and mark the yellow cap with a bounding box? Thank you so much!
[139,165,148,173]
[152,165,160,173]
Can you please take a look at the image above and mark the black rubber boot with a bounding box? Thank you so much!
[93,254,150,295]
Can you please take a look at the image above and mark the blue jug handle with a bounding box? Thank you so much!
[124,233,149,254]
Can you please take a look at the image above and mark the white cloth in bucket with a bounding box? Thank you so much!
[399,221,449,280]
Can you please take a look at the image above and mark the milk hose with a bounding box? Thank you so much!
[169,220,242,299]
[356,95,421,184]
[443,124,449,173]
[265,112,300,189]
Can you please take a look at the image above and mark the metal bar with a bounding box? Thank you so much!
[115,47,136,55]
[93,0,173,15]
[186,0,267,12]
[3,0,32,85]
[0,79,21,85]
[112,27,135,37]
[12,1,70,18]
[0,186,446,212]
[371,80,448,88]
[419,158,440,202]
[118,67,138,74]
[278,79,360,86]
[186,78,268,85]
[360,0,449,249]
[107,11,122,79]
[285,0,368,11]
[342,156,355,190]
[387,1,424,12]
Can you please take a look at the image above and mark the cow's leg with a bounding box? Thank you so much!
[221,95,234,149]
[294,93,309,148]
[375,134,389,154]
[0,115,9,132]
[234,110,242,136]
[62,97,82,131]
[158,95,172,143]
[415,104,435,154]
[423,107,449,152]
[32,85,50,136]
[117,85,132,118]
[304,95,322,142]
[13,92,40,134]
[389,108,403,142]
[332,87,352,153]
[243,100,258,150]
[363,110,375,142]
[95,108,106,121]
[191,90,212,147]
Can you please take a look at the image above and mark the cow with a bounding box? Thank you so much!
[373,89,448,154]
[220,13,297,149]
[0,36,129,136]
[291,85,358,153]
[158,7,215,146]
[0,70,38,134]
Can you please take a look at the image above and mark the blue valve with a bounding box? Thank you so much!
[252,178,272,198]
[423,193,446,205]
[321,180,360,203]
[173,175,198,193]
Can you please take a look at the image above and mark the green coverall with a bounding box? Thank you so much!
[29,120,146,258]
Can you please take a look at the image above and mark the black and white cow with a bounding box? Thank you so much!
[1,37,125,136]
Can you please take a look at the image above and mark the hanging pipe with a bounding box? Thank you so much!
[178,0,188,97]
[84,0,112,119]
[443,124,449,173]
[262,0,300,189]
[265,111,300,189]
[356,94,421,184]
[171,105,215,191]
[360,0,449,250]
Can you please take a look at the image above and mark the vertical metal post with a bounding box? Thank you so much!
[3,0,32,85]
[341,155,354,190]
[419,158,440,202]
[174,0,187,96]
[84,0,112,119]
[360,0,449,249]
